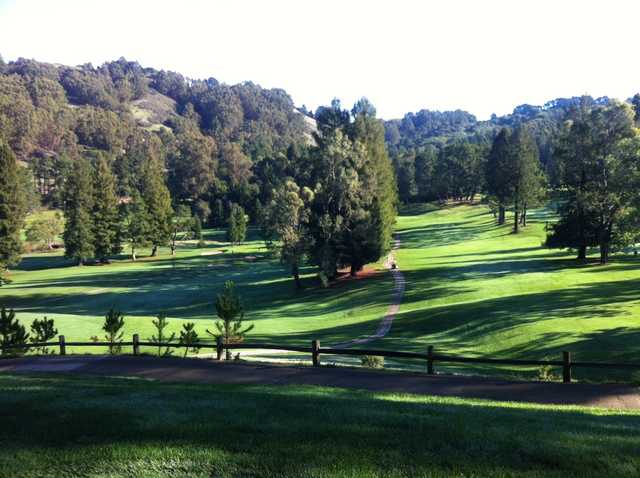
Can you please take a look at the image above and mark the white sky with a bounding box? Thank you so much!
[1,0,639,120]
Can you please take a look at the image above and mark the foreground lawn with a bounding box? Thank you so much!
[0,373,638,478]
[0,227,392,351]
[382,203,640,381]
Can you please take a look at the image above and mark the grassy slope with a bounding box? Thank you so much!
[0,227,392,351]
[0,374,638,478]
[378,203,640,380]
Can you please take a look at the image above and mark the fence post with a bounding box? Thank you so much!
[562,351,571,383]
[312,340,320,367]
[216,336,223,360]
[427,345,434,375]
[58,335,66,356]
[133,334,140,356]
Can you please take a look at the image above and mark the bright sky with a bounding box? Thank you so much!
[1,0,639,120]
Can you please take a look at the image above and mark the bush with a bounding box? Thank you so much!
[361,355,384,369]
[178,322,200,357]
[150,313,175,357]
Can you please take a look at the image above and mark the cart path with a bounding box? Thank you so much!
[2,355,639,410]
[333,236,405,349]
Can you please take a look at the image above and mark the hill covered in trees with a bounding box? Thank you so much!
[0,55,396,286]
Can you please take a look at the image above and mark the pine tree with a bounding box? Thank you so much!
[179,322,200,357]
[0,142,25,280]
[227,203,247,245]
[0,307,29,355]
[92,154,120,262]
[140,153,172,257]
[149,313,175,357]
[121,191,150,261]
[486,128,514,225]
[63,157,95,265]
[102,307,125,355]
[30,317,58,354]
[207,281,253,360]
[510,127,542,233]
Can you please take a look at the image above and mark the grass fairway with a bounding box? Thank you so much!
[0,228,393,351]
[0,373,638,477]
[383,203,640,381]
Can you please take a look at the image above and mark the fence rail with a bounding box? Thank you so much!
[3,336,640,383]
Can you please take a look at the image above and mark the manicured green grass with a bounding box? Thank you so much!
[4,203,640,381]
[379,203,640,381]
[0,373,638,477]
[0,227,392,352]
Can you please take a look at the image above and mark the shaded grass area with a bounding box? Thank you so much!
[0,373,639,478]
[371,203,640,381]
[0,226,393,351]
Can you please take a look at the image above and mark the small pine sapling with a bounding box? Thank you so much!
[179,322,200,357]
[103,307,125,354]
[30,316,58,354]
[0,307,29,355]
[207,281,254,360]
[150,313,175,357]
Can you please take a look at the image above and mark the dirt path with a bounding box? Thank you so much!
[333,236,405,349]
[2,355,639,409]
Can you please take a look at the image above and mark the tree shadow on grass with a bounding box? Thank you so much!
[1,374,639,477]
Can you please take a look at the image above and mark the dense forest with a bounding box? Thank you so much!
[1,54,640,287]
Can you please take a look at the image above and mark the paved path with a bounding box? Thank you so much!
[2,355,639,409]
[333,236,405,348]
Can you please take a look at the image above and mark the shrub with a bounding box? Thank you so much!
[361,355,384,369]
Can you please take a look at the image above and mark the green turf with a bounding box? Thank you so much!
[0,373,638,477]
[377,203,640,381]
[3,203,640,381]
[0,226,393,352]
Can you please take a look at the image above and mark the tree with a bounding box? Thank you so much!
[0,142,26,279]
[509,127,542,233]
[486,128,514,225]
[169,205,194,255]
[178,322,200,357]
[0,307,29,355]
[63,157,95,265]
[549,101,639,262]
[30,316,58,354]
[121,191,150,261]
[103,307,125,354]
[263,179,313,288]
[149,313,175,357]
[92,154,120,262]
[227,203,247,245]
[140,153,172,256]
[207,281,253,360]
[25,212,63,250]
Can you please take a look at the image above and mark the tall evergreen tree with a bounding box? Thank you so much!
[486,128,513,225]
[0,141,25,280]
[227,203,247,245]
[92,154,120,262]
[63,157,95,265]
[510,127,542,233]
[140,153,172,256]
[121,191,150,261]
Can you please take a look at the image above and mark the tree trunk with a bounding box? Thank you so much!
[131,248,137,261]
[522,205,527,227]
[292,263,301,289]
[498,205,505,225]
[350,264,358,277]
[170,244,176,256]
[151,245,158,257]
[577,245,587,261]
[600,243,609,264]
[513,198,519,234]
